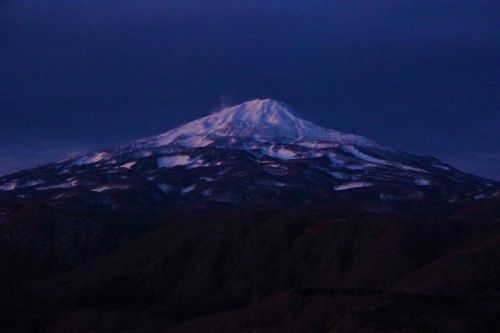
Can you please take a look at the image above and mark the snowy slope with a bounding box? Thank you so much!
[133,99,376,148]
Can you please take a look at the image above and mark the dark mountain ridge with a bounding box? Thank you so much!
[1,200,500,332]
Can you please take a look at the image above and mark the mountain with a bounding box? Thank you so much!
[1,99,500,332]
[2,204,500,332]
[0,99,497,211]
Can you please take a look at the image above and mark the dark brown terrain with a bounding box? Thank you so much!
[1,200,500,332]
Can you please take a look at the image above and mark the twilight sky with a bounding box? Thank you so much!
[1,0,499,179]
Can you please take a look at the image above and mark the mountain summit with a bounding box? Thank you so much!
[0,99,498,210]
[139,99,374,148]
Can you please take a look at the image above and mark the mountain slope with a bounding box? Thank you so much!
[0,99,497,210]
[12,207,500,333]
[133,99,376,147]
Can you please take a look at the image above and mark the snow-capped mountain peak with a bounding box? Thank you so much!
[1,99,497,209]
[140,99,375,148]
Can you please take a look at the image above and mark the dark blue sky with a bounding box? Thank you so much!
[1,0,499,179]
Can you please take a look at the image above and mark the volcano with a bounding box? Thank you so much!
[0,99,497,211]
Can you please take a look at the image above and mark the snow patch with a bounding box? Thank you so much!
[328,153,346,166]
[329,172,349,180]
[414,178,431,186]
[53,193,70,200]
[297,141,337,149]
[200,176,216,182]
[343,145,425,173]
[157,155,192,168]
[399,165,426,172]
[218,167,231,176]
[158,183,174,194]
[181,185,196,195]
[334,182,374,191]
[0,182,18,191]
[73,152,111,166]
[135,150,153,158]
[433,164,450,170]
[344,164,369,170]
[1,179,46,191]
[258,179,287,187]
[91,185,130,192]
[23,179,45,187]
[342,145,387,165]
[264,146,297,160]
[37,179,79,190]
[120,161,136,169]
[186,156,206,169]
